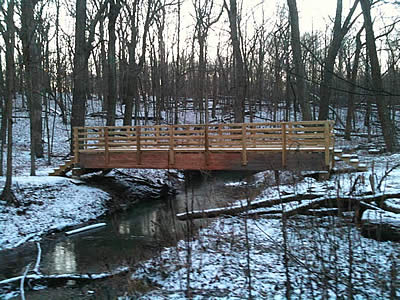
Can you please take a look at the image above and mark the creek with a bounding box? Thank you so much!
[0,170,256,299]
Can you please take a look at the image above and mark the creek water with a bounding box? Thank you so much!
[0,171,255,299]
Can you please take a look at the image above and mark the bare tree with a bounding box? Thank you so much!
[173,0,182,124]
[318,0,360,120]
[0,47,6,176]
[360,0,398,151]
[106,0,121,126]
[193,0,223,123]
[54,0,67,125]
[71,0,109,150]
[224,0,246,123]
[21,0,43,176]
[123,0,163,126]
[344,28,363,140]
[0,0,18,205]
[287,0,312,120]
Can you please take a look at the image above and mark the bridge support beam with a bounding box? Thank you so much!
[77,150,327,172]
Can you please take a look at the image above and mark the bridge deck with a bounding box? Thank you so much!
[73,121,334,171]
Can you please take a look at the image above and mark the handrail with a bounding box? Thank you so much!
[73,121,334,167]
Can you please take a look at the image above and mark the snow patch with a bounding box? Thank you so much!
[0,176,109,251]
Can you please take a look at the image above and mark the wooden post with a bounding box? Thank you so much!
[127,127,133,147]
[205,125,210,165]
[169,125,175,165]
[251,125,256,148]
[136,126,141,164]
[241,124,247,166]
[73,127,79,164]
[218,124,222,148]
[155,126,160,147]
[324,121,330,167]
[282,123,287,168]
[104,127,109,166]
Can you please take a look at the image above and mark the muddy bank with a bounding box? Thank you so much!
[81,169,180,213]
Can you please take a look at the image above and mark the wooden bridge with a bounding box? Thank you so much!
[60,121,334,174]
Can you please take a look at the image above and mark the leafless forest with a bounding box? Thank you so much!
[0,0,400,197]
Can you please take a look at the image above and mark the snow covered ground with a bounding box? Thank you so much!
[0,176,109,251]
[129,153,400,299]
[132,216,399,299]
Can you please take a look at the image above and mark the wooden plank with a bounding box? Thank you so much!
[246,128,286,133]
[289,120,333,126]
[78,137,106,141]
[78,151,326,171]
[288,127,325,132]
[243,133,291,139]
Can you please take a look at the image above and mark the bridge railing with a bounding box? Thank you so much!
[73,120,334,167]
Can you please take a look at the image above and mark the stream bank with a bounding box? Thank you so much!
[0,170,256,299]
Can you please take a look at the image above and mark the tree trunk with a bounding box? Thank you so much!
[360,0,398,152]
[55,0,67,125]
[71,0,88,137]
[287,0,312,121]
[224,0,246,123]
[173,0,181,124]
[123,0,157,125]
[71,0,108,150]
[318,0,360,120]
[21,0,43,168]
[1,0,18,205]
[0,52,6,176]
[106,0,121,126]
[99,15,107,110]
[345,30,362,140]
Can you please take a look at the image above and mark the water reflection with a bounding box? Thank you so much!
[52,240,76,273]
[0,171,253,280]
[118,220,131,235]
[139,210,158,237]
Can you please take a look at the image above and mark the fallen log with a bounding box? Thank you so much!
[382,198,400,214]
[176,193,400,221]
[176,193,324,220]
[361,209,400,241]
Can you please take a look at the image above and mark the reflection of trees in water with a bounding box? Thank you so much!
[118,220,131,235]
[136,210,158,237]
[117,209,159,238]
[52,240,76,273]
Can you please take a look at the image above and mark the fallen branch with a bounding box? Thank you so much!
[14,233,36,248]
[284,197,329,217]
[33,243,41,274]
[377,163,400,192]
[20,264,31,300]
[65,223,106,236]
[300,208,339,216]
[0,266,129,288]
